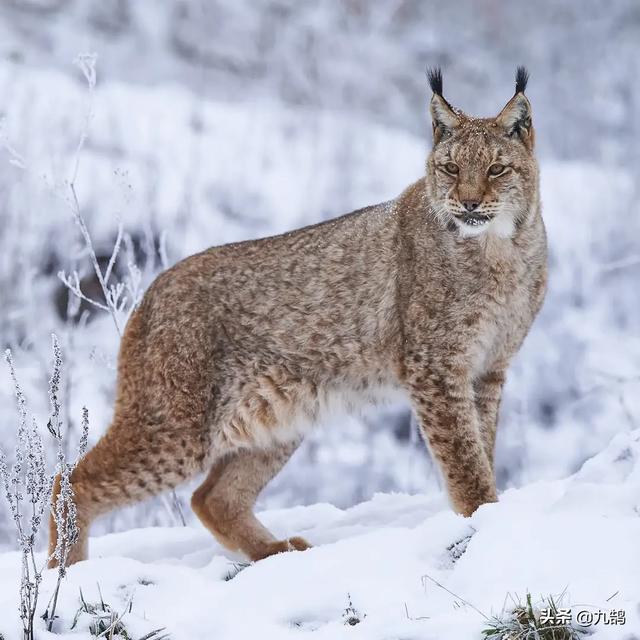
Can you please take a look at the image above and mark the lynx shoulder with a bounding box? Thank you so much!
[50,68,547,566]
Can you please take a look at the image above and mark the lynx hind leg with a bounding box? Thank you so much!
[191,441,311,561]
[48,420,206,568]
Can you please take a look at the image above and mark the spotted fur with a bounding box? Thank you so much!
[50,69,547,566]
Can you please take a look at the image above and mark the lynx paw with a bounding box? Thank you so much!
[254,536,312,560]
[287,536,312,552]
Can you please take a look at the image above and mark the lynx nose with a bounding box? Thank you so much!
[462,200,481,212]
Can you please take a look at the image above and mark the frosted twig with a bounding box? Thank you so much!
[104,221,124,286]
[421,573,489,621]
[56,55,184,527]
[598,254,640,274]
[57,270,110,312]
[0,337,90,637]
[44,336,90,631]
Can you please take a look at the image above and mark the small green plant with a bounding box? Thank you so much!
[482,592,587,640]
[71,587,169,640]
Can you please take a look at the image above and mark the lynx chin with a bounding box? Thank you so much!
[50,67,547,566]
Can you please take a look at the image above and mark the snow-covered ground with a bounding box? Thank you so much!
[1,429,639,639]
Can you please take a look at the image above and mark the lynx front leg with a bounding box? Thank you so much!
[191,440,311,561]
[474,369,507,470]
[408,368,497,516]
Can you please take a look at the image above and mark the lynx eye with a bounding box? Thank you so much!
[443,162,459,175]
[488,163,506,176]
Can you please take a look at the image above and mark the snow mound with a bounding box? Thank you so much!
[1,430,639,639]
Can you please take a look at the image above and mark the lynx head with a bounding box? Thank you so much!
[425,67,537,238]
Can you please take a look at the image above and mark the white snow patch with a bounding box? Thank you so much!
[1,430,639,639]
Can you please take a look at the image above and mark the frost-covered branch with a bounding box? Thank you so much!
[57,54,146,335]
[57,269,110,312]
[55,54,183,528]
[0,348,51,640]
[44,335,90,631]
[0,336,89,639]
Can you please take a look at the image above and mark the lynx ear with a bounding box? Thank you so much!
[428,67,460,145]
[496,66,533,148]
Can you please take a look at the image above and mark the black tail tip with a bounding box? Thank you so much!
[515,66,529,94]
[427,66,443,96]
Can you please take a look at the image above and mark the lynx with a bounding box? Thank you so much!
[50,67,547,566]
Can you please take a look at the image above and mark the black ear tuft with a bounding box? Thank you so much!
[515,66,529,94]
[427,67,443,96]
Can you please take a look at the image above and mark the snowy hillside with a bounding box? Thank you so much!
[1,429,639,639]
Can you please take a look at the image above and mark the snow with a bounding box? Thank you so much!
[1,430,639,639]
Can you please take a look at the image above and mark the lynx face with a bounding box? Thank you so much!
[425,68,537,238]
